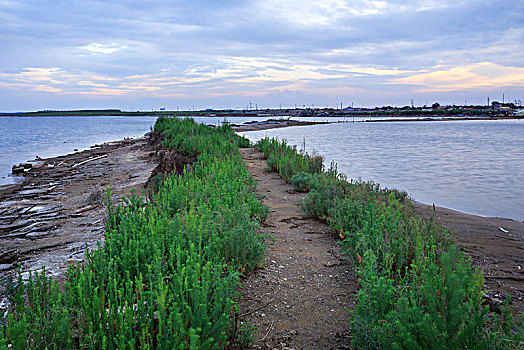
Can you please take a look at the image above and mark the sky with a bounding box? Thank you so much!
[1,0,523,111]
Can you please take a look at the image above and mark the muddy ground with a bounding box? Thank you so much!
[0,137,156,282]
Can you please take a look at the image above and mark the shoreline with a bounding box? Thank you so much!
[414,201,524,313]
[415,199,524,224]
[0,137,156,281]
[1,123,522,314]
[362,115,523,123]
[0,138,142,196]
[232,119,331,132]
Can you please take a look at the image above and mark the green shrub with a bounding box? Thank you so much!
[289,172,317,192]
[255,137,323,181]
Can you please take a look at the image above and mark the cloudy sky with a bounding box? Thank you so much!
[1,0,523,111]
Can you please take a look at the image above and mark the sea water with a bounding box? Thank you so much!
[240,119,524,221]
[0,116,157,189]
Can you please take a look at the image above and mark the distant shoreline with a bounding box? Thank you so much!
[2,112,522,124]
[362,115,523,122]
[1,107,523,121]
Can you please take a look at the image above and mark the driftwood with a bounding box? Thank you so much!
[74,204,99,214]
[258,320,274,342]
[72,154,107,168]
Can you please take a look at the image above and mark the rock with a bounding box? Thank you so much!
[483,294,502,314]
[0,264,13,271]
[12,165,24,174]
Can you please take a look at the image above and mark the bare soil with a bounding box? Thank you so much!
[237,148,356,350]
[0,138,156,282]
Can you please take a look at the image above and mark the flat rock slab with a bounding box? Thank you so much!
[0,138,155,282]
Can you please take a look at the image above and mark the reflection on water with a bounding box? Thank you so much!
[240,120,524,221]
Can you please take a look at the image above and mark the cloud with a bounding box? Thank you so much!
[80,43,127,54]
[389,62,524,92]
[0,0,523,110]
[33,85,63,93]
[77,81,109,88]
[0,67,64,84]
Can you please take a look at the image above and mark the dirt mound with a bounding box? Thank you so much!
[147,130,163,147]
[148,149,196,180]
[146,132,197,190]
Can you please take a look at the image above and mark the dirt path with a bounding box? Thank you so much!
[237,148,356,350]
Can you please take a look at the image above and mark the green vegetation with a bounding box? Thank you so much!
[255,136,524,349]
[255,137,323,181]
[0,116,267,349]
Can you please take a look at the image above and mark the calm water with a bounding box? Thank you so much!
[0,114,306,189]
[0,116,158,188]
[240,120,524,221]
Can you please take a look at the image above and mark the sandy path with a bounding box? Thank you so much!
[237,148,356,350]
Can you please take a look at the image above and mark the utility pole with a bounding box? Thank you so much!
[503,93,505,104]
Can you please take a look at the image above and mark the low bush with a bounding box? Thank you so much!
[289,172,316,192]
[256,137,323,181]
